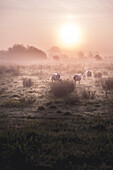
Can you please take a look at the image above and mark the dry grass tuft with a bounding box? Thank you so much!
[23,78,34,87]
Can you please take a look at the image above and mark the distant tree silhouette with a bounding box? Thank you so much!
[27,45,47,59]
[8,44,26,54]
[0,44,47,60]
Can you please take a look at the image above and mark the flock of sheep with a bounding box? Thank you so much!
[51,69,93,84]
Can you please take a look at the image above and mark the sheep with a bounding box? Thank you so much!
[84,69,93,79]
[51,73,61,82]
[73,73,82,84]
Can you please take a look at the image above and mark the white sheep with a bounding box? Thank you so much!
[73,73,82,84]
[51,73,61,82]
[84,69,93,78]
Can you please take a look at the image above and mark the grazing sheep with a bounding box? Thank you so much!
[51,73,61,82]
[73,73,82,84]
[84,69,93,78]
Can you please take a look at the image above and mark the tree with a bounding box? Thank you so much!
[0,44,47,60]
[8,44,26,55]
[27,45,47,60]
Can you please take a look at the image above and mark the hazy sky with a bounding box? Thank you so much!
[1,0,113,55]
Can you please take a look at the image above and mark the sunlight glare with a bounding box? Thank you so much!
[60,24,80,46]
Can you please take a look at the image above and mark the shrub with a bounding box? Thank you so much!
[101,78,113,91]
[50,80,75,97]
[23,78,34,87]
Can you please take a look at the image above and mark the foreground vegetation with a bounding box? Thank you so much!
[0,113,113,170]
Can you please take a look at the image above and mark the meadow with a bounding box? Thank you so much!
[0,56,113,170]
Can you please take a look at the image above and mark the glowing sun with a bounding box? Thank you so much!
[60,24,80,46]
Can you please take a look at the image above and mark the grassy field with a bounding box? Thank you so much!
[0,57,113,170]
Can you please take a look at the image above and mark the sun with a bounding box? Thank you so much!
[60,24,80,46]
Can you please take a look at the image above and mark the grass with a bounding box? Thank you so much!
[0,65,20,76]
[0,96,36,108]
[0,115,113,170]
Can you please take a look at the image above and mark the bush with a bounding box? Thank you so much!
[50,80,75,97]
[101,78,113,91]
[23,78,34,87]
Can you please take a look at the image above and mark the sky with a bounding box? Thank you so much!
[0,0,113,55]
